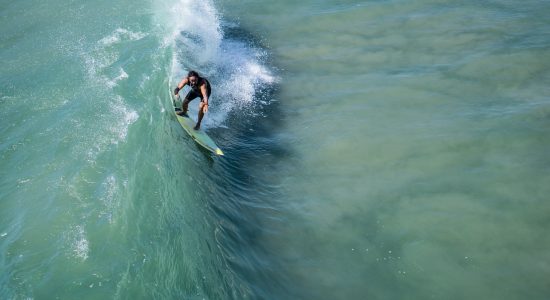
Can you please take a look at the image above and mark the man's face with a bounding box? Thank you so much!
[189,76,198,87]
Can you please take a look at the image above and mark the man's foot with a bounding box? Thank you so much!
[193,124,201,130]
[176,110,188,116]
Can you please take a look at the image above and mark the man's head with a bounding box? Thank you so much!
[188,70,200,87]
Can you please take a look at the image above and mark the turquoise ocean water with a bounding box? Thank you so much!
[2,0,550,299]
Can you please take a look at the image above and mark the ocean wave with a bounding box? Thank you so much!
[76,29,140,162]
[162,0,277,128]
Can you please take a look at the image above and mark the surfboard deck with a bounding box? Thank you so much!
[173,107,224,156]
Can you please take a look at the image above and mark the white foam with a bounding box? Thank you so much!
[17,178,31,184]
[85,29,143,90]
[71,225,89,261]
[78,95,139,162]
[99,175,121,224]
[204,41,277,128]
[99,28,147,46]
[161,0,222,57]
[106,68,129,88]
[79,32,139,154]
[108,96,139,145]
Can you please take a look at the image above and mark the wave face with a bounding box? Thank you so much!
[1,0,280,299]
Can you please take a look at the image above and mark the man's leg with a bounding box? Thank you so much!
[194,101,205,130]
[177,93,196,116]
[180,98,191,115]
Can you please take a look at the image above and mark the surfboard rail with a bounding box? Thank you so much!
[174,110,224,156]
[171,95,224,156]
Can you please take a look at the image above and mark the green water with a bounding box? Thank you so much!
[2,0,550,299]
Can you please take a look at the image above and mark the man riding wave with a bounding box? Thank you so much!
[174,70,211,130]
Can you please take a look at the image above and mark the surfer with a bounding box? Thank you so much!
[174,70,212,130]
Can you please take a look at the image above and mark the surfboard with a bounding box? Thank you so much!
[172,98,224,156]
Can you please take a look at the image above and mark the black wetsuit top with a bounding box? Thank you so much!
[186,77,211,101]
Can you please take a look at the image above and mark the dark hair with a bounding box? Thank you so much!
[187,70,199,78]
